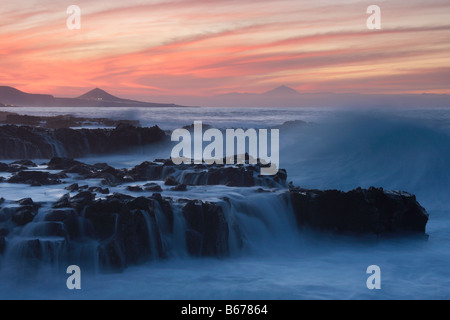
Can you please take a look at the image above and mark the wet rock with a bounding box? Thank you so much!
[30,221,68,240]
[53,193,71,209]
[164,176,178,186]
[93,163,109,170]
[11,160,37,167]
[84,198,125,240]
[44,209,79,239]
[143,183,163,192]
[47,157,84,170]
[11,198,40,226]
[182,200,229,257]
[84,196,158,272]
[21,239,42,261]
[0,236,5,254]
[98,237,126,273]
[70,191,95,212]
[65,183,79,192]
[108,193,135,202]
[127,197,153,211]
[127,159,286,188]
[0,125,167,160]
[0,162,9,172]
[290,186,429,235]
[172,184,187,191]
[17,198,34,206]
[128,161,164,181]
[7,171,64,186]
[12,207,37,226]
[99,172,123,187]
[93,187,110,195]
[0,227,9,236]
[126,186,143,192]
[64,164,95,175]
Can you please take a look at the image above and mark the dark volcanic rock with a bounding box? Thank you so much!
[11,160,37,167]
[0,155,431,275]
[11,198,40,226]
[65,183,79,192]
[126,186,143,192]
[290,186,429,235]
[47,157,84,170]
[127,161,166,181]
[182,200,229,257]
[0,162,9,172]
[17,198,34,206]
[143,183,163,192]
[83,166,125,186]
[127,160,287,188]
[12,207,37,226]
[172,184,187,191]
[0,124,167,160]
[22,158,286,189]
[0,236,5,255]
[53,193,71,209]
[164,176,178,186]
[92,187,110,194]
[70,191,95,212]
[44,209,79,239]
[0,227,9,236]
[7,170,65,186]
[0,162,28,173]
[84,194,173,272]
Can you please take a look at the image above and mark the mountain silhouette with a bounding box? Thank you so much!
[0,86,55,106]
[0,86,185,108]
[263,85,300,96]
[78,88,122,102]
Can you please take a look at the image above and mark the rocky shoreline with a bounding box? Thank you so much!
[0,123,167,159]
[0,111,140,129]
[0,156,429,272]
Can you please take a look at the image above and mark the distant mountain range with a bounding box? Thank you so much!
[197,85,450,108]
[1,85,449,108]
[0,86,184,108]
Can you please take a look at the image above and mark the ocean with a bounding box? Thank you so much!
[0,106,449,299]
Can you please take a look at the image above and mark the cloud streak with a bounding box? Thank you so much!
[0,0,449,97]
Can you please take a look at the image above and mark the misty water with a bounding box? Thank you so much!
[0,106,450,299]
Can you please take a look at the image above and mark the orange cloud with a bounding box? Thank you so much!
[0,0,449,97]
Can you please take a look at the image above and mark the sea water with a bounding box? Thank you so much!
[0,106,449,299]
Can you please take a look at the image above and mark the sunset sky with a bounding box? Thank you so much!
[1,0,449,100]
